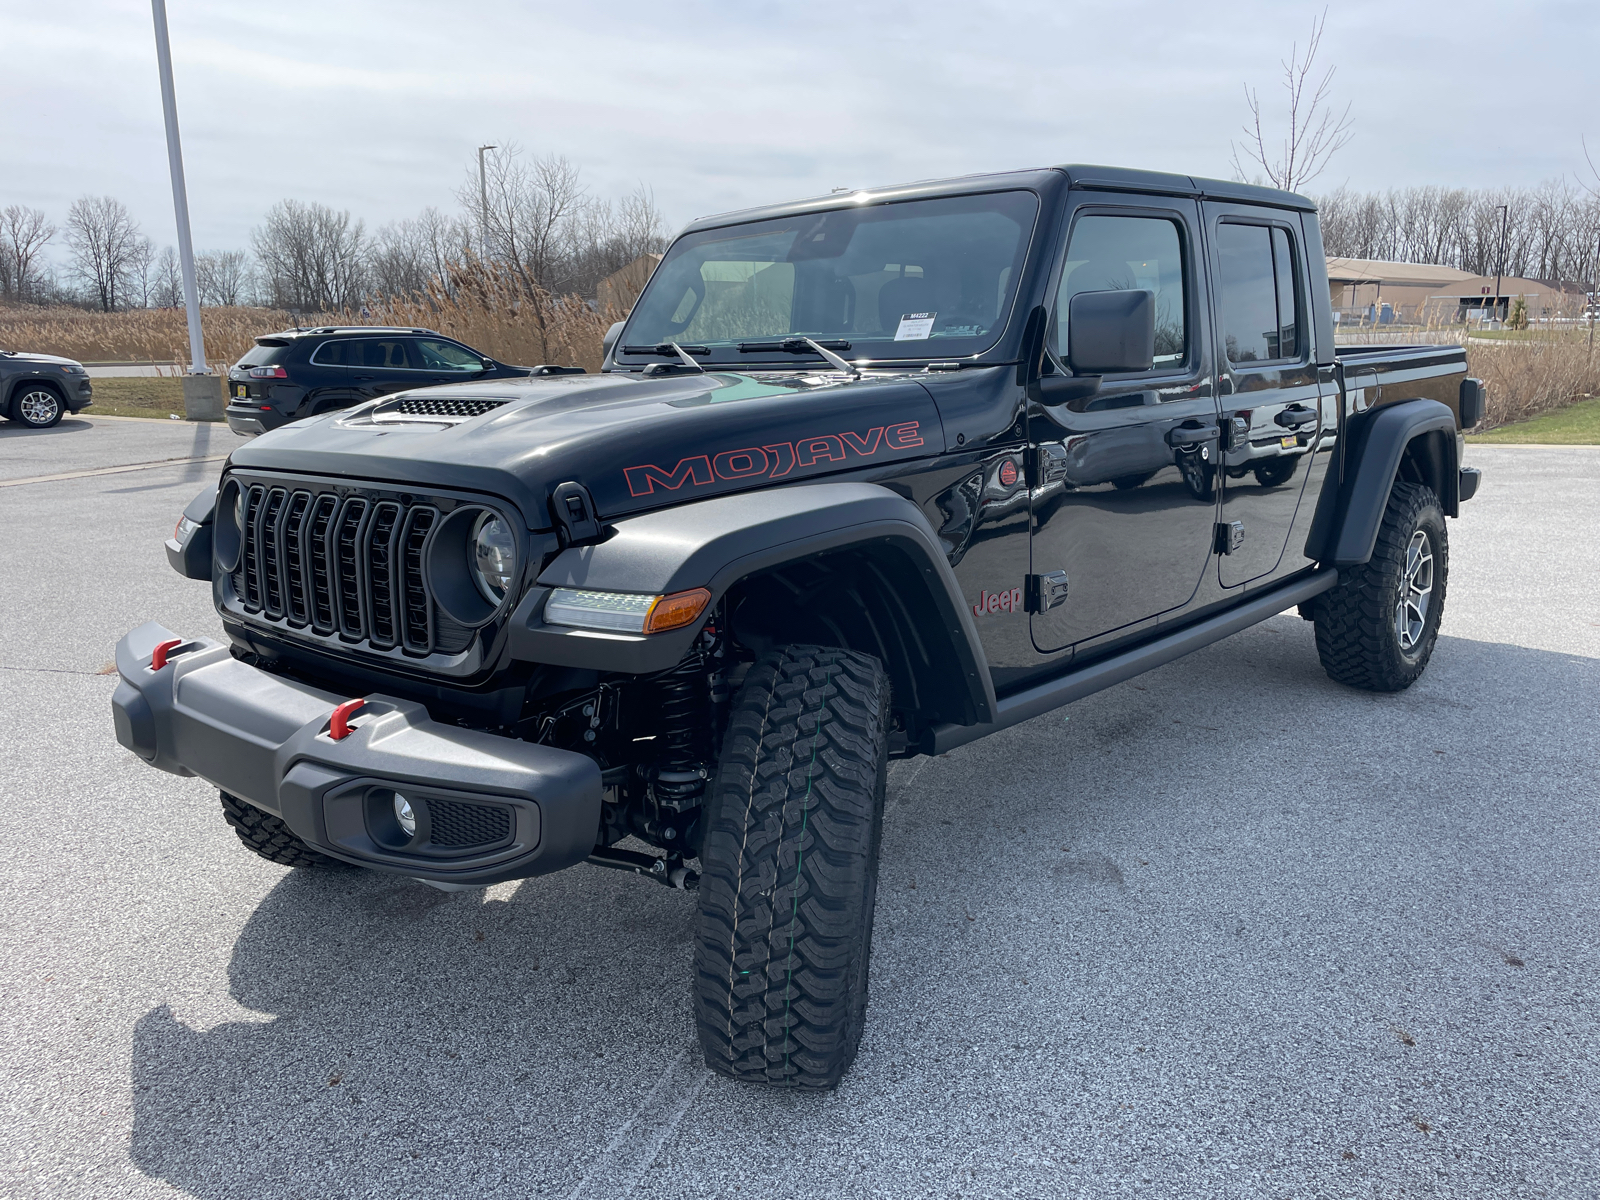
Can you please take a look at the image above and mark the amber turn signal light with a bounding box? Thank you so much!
[643,588,712,634]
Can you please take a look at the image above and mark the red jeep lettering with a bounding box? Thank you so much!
[623,456,715,497]
[841,427,884,456]
[763,443,796,478]
[713,447,771,479]
[884,421,923,450]
[795,435,847,467]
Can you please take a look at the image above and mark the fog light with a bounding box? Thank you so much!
[395,795,417,837]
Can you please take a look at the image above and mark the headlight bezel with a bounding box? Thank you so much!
[424,503,522,628]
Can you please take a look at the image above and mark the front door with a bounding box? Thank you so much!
[348,337,435,402]
[1203,206,1325,587]
[1029,196,1220,655]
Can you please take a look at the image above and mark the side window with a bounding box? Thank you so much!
[412,339,484,372]
[1215,222,1301,364]
[310,339,351,366]
[353,339,413,369]
[1056,214,1187,369]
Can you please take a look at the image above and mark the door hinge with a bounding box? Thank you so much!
[1223,416,1250,452]
[1214,520,1244,554]
[1025,570,1070,613]
[1027,443,1069,488]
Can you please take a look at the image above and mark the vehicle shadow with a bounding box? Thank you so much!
[129,862,700,1198]
[125,628,1600,1198]
[0,417,92,439]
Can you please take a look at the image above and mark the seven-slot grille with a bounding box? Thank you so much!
[232,482,463,655]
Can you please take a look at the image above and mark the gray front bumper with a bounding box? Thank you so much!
[111,621,601,884]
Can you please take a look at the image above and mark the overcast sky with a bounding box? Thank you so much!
[3,0,1597,258]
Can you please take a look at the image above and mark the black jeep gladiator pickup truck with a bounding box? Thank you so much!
[113,164,1483,1090]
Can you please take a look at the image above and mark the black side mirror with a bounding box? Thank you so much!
[1066,289,1155,375]
[601,320,625,366]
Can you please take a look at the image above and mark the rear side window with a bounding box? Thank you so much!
[235,341,289,368]
[1056,215,1187,368]
[413,339,484,372]
[1216,222,1301,364]
[313,338,415,369]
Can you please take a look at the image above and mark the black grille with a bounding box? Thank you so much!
[428,798,512,847]
[232,481,447,655]
[393,395,508,418]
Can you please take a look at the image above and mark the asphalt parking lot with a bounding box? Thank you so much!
[1,415,1596,1200]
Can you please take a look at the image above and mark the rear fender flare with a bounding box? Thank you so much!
[1322,397,1458,568]
[509,482,997,725]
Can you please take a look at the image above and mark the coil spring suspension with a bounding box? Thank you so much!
[653,652,710,813]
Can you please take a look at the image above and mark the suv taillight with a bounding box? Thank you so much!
[248,365,288,379]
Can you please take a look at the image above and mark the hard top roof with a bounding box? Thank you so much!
[681,164,1314,234]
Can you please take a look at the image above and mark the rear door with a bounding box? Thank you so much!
[1029,194,1221,655]
[1203,205,1324,587]
[347,337,434,401]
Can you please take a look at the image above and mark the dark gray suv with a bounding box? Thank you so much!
[1,349,94,428]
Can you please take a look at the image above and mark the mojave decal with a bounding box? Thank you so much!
[623,421,924,498]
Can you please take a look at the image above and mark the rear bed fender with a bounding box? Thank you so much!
[508,481,997,726]
[1310,397,1459,568]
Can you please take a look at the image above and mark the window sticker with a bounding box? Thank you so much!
[894,312,936,341]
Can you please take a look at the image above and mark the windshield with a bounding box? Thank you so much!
[619,190,1039,365]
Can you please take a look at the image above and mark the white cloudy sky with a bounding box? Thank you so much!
[3,0,1597,256]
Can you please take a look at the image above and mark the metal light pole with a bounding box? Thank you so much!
[477,144,497,262]
[151,0,205,377]
[1493,203,1509,327]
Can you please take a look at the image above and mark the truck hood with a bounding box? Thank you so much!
[227,369,945,530]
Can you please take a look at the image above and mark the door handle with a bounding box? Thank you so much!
[354,374,374,381]
[1275,404,1318,428]
[1165,423,1220,448]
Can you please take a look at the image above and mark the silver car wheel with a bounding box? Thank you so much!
[17,388,62,427]
[1394,528,1434,652]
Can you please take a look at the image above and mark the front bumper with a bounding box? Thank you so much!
[111,621,602,885]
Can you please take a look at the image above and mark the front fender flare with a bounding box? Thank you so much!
[507,481,997,724]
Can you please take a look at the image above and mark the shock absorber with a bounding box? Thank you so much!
[652,652,710,828]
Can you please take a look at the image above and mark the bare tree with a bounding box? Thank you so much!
[196,249,252,306]
[252,199,368,312]
[65,195,145,311]
[462,145,587,293]
[127,237,156,307]
[1231,9,1353,194]
[152,245,184,307]
[367,208,470,300]
[0,205,55,303]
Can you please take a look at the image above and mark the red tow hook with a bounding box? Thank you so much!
[149,639,184,671]
[328,698,366,741]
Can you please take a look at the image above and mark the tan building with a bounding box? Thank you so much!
[597,253,663,317]
[1325,257,1587,325]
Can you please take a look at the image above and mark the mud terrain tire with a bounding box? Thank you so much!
[1313,481,1448,692]
[692,645,890,1090]
[220,790,348,869]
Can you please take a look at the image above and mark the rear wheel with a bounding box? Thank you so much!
[13,386,64,428]
[220,791,347,868]
[691,644,890,1090]
[1312,481,1447,692]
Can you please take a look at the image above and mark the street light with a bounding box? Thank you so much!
[477,144,497,262]
[150,0,213,418]
[1493,203,1509,327]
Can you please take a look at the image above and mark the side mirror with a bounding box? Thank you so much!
[601,320,625,366]
[1066,289,1155,375]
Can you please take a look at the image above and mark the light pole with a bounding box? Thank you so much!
[477,144,497,263]
[150,0,210,417]
[1493,203,1509,327]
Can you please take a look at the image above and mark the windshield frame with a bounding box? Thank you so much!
[612,186,1046,372]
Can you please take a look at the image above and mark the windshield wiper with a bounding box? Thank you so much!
[738,337,859,379]
[620,342,706,373]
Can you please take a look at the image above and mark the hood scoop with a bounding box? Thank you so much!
[358,393,514,427]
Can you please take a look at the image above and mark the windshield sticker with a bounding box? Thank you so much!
[624,421,924,497]
[894,312,936,341]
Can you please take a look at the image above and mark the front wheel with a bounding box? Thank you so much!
[220,791,348,868]
[1312,481,1448,691]
[13,386,64,428]
[691,645,890,1090]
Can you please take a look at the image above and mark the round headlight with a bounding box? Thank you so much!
[469,511,517,604]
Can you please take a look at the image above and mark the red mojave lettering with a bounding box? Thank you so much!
[625,421,922,498]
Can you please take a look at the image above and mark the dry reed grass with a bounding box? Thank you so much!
[1468,337,1600,428]
[0,304,294,370]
